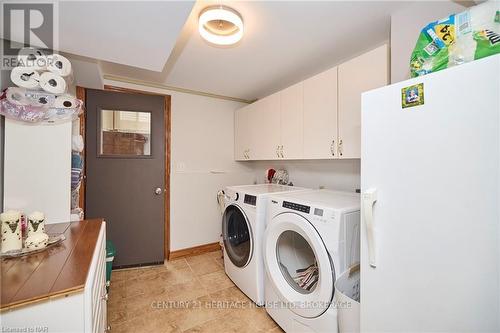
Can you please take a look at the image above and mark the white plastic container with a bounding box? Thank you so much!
[335,267,360,333]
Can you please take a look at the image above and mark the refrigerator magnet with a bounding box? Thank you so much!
[402,83,424,109]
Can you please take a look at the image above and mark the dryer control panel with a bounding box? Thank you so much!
[283,201,310,213]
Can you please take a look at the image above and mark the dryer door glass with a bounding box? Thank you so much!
[263,212,335,318]
[223,205,252,267]
[277,230,318,294]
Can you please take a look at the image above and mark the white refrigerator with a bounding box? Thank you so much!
[361,54,500,332]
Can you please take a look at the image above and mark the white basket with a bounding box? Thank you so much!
[335,267,360,333]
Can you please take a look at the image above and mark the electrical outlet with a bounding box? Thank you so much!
[177,162,186,172]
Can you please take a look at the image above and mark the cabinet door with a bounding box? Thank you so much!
[252,93,281,160]
[303,66,338,159]
[234,105,250,161]
[280,82,303,159]
[338,44,388,158]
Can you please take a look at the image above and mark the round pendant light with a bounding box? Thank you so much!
[199,6,243,46]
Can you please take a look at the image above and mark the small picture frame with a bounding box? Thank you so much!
[402,83,425,109]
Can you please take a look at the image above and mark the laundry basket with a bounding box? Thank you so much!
[335,265,360,333]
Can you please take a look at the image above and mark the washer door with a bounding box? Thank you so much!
[264,212,335,318]
[222,204,253,268]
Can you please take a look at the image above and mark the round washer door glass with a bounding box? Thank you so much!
[223,205,252,267]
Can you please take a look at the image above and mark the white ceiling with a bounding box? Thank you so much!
[99,1,412,100]
[3,1,194,72]
[58,1,194,71]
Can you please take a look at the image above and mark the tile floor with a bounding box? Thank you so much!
[108,250,284,333]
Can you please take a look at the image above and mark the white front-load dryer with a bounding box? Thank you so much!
[222,184,309,306]
[263,190,360,332]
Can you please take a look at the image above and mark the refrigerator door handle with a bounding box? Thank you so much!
[363,188,378,268]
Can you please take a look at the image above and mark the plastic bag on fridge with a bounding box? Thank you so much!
[410,1,500,77]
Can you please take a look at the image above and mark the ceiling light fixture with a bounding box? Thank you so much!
[198,6,243,46]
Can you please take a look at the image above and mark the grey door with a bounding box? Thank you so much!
[86,89,165,267]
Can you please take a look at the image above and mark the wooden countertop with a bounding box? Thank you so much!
[1,219,103,311]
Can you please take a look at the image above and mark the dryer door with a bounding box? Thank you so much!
[264,212,335,318]
[222,204,253,268]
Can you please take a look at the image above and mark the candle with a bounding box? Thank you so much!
[28,211,46,235]
[1,210,22,253]
[25,232,49,250]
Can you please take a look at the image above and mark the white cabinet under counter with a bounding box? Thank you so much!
[1,219,108,333]
[234,44,388,161]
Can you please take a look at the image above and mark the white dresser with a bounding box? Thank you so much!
[1,219,108,333]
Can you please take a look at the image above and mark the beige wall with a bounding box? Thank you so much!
[103,79,256,251]
[390,1,465,83]
[247,159,360,193]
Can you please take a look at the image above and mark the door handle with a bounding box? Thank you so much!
[330,140,335,156]
[154,187,163,195]
[363,188,378,267]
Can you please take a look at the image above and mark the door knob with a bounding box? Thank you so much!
[154,187,163,195]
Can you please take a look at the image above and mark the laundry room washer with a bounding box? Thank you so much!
[263,190,360,332]
[222,184,309,306]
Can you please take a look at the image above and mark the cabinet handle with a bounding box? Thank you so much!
[102,293,109,301]
[330,140,335,156]
[339,139,343,157]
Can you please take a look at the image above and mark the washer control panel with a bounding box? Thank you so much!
[244,194,257,206]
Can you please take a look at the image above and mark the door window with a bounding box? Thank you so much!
[100,110,152,156]
[223,205,251,267]
[276,230,318,294]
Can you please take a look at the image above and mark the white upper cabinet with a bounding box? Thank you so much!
[234,106,247,161]
[303,66,338,159]
[234,44,388,161]
[280,83,304,159]
[253,93,281,160]
[234,103,251,160]
[338,44,388,158]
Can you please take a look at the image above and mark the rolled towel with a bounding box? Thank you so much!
[72,135,84,152]
[6,87,30,106]
[39,72,67,94]
[10,67,40,89]
[17,47,47,71]
[47,54,72,77]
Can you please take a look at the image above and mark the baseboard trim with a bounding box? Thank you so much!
[169,242,221,260]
